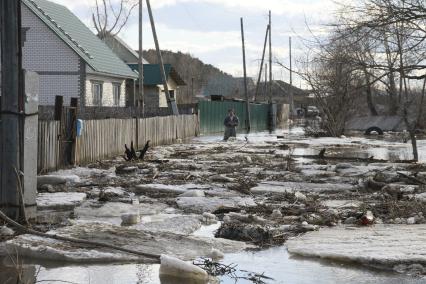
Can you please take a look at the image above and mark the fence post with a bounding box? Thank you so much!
[70,98,78,165]
[135,116,139,148]
[54,95,63,121]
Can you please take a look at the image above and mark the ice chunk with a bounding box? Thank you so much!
[159,254,208,281]
[208,248,224,260]
[121,213,140,225]
[135,184,210,196]
[37,192,86,210]
[176,196,256,213]
[37,174,80,186]
[0,226,14,236]
[6,222,248,263]
[180,190,205,198]
[251,181,355,194]
[287,225,426,271]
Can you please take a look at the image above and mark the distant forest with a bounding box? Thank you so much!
[143,49,248,104]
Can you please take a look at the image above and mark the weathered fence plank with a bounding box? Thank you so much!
[37,115,199,171]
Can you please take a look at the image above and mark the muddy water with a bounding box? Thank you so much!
[1,223,424,284]
[196,128,426,162]
[2,130,426,283]
[0,244,423,284]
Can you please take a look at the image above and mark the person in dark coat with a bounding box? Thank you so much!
[223,109,239,141]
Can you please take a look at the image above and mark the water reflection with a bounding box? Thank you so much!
[220,247,425,284]
[2,246,424,284]
[196,129,426,162]
[0,261,36,284]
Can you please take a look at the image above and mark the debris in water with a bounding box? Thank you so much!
[193,258,274,283]
[360,211,375,225]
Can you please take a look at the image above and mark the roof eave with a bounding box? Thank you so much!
[90,70,138,80]
[23,0,98,72]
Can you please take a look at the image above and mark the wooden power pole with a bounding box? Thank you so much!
[240,17,251,133]
[268,10,272,103]
[264,63,268,101]
[254,24,269,102]
[138,0,144,116]
[289,36,294,118]
[0,0,24,219]
[146,0,179,115]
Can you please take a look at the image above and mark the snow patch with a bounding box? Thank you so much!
[37,192,86,210]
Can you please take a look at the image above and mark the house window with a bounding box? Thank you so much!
[169,90,175,99]
[113,83,121,106]
[92,82,103,106]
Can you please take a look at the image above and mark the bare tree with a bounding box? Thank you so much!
[92,0,138,39]
[301,34,363,136]
[331,0,426,160]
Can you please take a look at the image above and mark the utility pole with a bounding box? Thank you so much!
[254,24,269,101]
[264,63,268,101]
[191,77,194,98]
[268,10,272,103]
[0,0,23,219]
[240,17,251,133]
[146,0,179,115]
[289,36,294,118]
[138,0,144,116]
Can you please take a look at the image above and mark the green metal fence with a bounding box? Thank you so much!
[199,101,270,134]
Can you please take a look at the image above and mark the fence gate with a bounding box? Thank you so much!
[55,96,78,168]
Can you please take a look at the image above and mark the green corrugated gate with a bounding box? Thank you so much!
[199,101,270,134]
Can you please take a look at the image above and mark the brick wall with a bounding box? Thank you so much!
[20,5,80,106]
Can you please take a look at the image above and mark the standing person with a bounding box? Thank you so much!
[224,109,239,141]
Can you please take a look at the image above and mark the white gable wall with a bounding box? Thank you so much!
[1,5,134,108]
[85,72,126,107]
[158,78,179,108]
[21,5,81,106]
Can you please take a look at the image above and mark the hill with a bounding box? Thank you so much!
[143,49,246,104]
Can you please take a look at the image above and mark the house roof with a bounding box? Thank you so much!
[128,64,186,86]
[102,34,150,64]
[24,0,137,79]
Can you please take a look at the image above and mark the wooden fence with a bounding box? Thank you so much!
[37,114,199,172]
[38,120,61,172]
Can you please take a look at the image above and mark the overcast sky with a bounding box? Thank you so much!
[51,0,340,86]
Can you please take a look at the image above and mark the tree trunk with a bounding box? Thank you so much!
[388,73,398,115]
[410,131,418,162]
[365,72,378,116]
[383,34,398,115]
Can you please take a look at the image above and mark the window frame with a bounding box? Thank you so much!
[91,81,103,106]
[113,83,121,106]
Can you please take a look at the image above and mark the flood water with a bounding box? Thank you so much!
[1,243,424,284]
[196,128,426,162]
[1,128,426,283]
[1,223,424,284]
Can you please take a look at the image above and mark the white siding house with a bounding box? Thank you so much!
[1,0,137,107]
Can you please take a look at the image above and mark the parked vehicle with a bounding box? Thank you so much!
[306,106,319,117]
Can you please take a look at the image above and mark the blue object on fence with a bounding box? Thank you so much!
[76,119,84,137]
